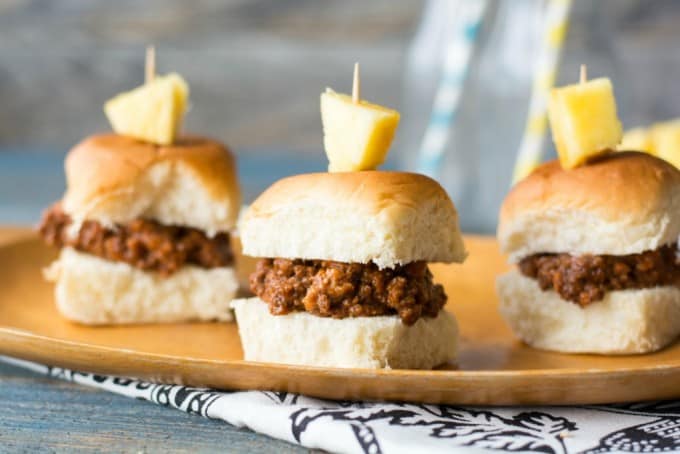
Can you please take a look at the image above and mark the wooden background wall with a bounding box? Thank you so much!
[1,0,679,155]
[0,0,422,152]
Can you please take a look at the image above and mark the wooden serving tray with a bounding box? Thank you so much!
[2,227,680,405]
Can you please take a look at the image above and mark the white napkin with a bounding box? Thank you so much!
[3,355,680,454]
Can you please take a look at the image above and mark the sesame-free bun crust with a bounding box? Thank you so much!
[240,171,467,268]
[232,298,458,369]
[499,152,680,261]
[44,248,238,325]
[497,270,680,354]
[62,134,241,235]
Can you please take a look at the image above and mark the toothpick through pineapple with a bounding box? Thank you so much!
[352,62,361,103]
[105,45,189,145]
[320,61,400,172]
[547,63,622,169]
[145,45,156,84]
[579,64,587,84]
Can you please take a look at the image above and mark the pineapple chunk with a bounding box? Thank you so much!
[320,89,400,172]
[651,120,680,169]
[548,77,622,169]
[104,73,189,145]
[619,127,654,154]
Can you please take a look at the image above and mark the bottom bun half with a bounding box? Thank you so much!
[232,297,458,369]
[497,270,680,354]
[44,248,238,324]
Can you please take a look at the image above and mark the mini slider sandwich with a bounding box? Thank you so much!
[232,65,466,369]
[39,49,241,324]
[497,67,680,354]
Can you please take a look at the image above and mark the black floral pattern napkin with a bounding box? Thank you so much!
[3,355,679,454]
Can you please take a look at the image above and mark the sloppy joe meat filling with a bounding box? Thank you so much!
[38,203,233,276]
[518,243,680,306]
[249,258,447,326]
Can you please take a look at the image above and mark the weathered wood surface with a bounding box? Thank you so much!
[0,362,310,453]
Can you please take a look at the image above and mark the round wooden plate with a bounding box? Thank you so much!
[1,227,680,405]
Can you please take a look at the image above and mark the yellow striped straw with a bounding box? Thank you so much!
[512,0,572,183]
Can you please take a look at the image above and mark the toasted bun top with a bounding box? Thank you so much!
[240,171,467,268]
[498,152,680,260]
[62,134,240,235]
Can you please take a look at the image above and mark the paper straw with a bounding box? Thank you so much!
[416,0,488,178]
[511,0,572,183]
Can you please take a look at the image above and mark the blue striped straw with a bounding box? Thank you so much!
[512,0,572,183]
[417,0,488,178]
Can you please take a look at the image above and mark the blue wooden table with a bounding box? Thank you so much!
[0,149,331,452]
[0,362,310,452]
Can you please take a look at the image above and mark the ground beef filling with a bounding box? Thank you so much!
[38,204,233,276]
[249,258,447,326]
[518,244,680,306]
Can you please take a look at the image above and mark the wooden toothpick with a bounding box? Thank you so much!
[579,64,587,84]
[352,62,360,103]
[145,45,156,84]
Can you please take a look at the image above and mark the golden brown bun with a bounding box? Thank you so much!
[240,171,467,268]
[498,152,680,261]
[62,134,241,235]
